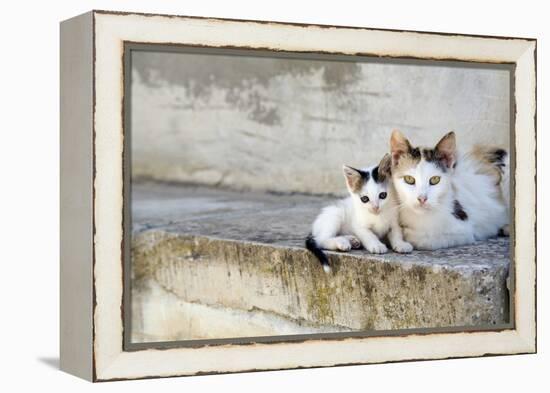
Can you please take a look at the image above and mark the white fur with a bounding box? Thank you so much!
[311,166,413,254]
[394,151,509,250]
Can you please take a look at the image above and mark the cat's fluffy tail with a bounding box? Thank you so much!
[471,145,509,186]
[305,234,331,273]
[471,145,510,235]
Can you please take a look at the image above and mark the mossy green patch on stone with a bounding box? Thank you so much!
[306,282,336,324]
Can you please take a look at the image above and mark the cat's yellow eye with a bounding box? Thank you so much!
[429,176,441,185]
[403,175,415,185]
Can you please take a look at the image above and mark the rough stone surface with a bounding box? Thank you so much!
[131,181,510,343]
[131,51,510,194]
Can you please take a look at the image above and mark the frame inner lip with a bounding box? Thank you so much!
[121,42,517,351]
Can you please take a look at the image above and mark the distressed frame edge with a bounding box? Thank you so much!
[89,11,537,381]
[59,11,95,381]
[91,8,537,42]
[512,40,537,354]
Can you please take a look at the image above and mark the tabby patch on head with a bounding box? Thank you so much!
[389,129,458,213]
[390,129,456,173]
[388,129,509,250]
[343,154,391,193]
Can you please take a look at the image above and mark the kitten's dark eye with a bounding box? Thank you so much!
[360,196,369,203]
[379,192,387,199]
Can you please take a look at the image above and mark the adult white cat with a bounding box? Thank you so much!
[390,129,509,250]
[306,154,413,272]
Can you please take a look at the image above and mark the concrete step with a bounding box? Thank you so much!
[131,181,510,343]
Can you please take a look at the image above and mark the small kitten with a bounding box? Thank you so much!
[306,155,413,272]
[389,129,509,250]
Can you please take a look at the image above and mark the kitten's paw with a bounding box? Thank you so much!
[334,237,352,252]
[365,241,388,254]
[344,235,362,249]
[393,241,413,253]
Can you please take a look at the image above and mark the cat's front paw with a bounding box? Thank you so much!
[334,237,352,252]
[392,241,413,253]
[344,235,362,249]
[365,241,388,254]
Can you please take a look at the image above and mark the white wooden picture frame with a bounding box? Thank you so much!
[60,10,536,381]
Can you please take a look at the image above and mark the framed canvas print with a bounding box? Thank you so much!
[60,10,537,382]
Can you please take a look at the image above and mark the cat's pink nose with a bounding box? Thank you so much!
[417,195,428,204]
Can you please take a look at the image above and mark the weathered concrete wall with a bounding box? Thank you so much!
[130,182,510,343]
[131,51,510,194]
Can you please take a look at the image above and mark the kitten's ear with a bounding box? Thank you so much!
[390,129,411,165]
[378,154,392,181]
[343,165,363,192]
[435,131,456,169]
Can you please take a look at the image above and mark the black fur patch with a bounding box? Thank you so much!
[452,200,468,221]
[371,166,381,183]
[359,169,370,182]
[422,148,447,171]
[488,148,507,163]
[305,234,330,270]
[421,148,437,161]
[409,147,421,160]
[347,166,370,182]
[487,148,507,169]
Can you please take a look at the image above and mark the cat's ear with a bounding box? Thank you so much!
[390,129,411,165]
[343,165,363,192]
[435,131,456,169]
[377,154,392,181]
